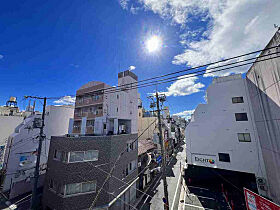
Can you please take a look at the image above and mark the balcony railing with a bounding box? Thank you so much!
[75,97,104,108]
[74,111,103,120]
[72,127,81,133]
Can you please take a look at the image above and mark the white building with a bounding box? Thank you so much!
[2,105,74,198]
[0,97,36,169]
[185,74,267,196]
[72,70,138,136]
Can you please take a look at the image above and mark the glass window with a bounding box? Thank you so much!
[81,181,96,193]
[238,133,251,142]
[84,150,98,161]
[235,113,248,121]
[69,150,98,163]
[65,181,96,196]
[69,151,84,162]
[232,97,244,103]
[65,183,81,195]
[218,153,230,162]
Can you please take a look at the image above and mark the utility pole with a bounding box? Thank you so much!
[24,96,47,210]
[151,92,169,210]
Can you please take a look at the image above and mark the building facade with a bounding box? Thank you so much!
[137,107,158,141]
[246,29,280,204]
[186,74,267,198]
[72,70,138,136]
[2,105,74,199]
[43,70,139,209]
[42,134,138,210]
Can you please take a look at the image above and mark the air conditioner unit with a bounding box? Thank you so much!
[256,177,266,185]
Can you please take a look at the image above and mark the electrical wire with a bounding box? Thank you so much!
[45,119,164,209]
[76,174,138,210]
[89,118,158,209]
[44,47,280,99]
[46,45,280,99]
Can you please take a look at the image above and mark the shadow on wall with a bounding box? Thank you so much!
[246,76,280,204]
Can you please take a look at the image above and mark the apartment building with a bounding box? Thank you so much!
[43,134,138,210]
[43,70,139,210]
[246,29,280,204]
[2,105,74,199]
[185,74,268,201]
[71,70,138,136]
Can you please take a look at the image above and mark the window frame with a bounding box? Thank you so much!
[64,180,97,197]
[218,153,230,162]
[232,97,244,104]
[235,113,248,121]
[238,133,251,142]
[68,150,99,163]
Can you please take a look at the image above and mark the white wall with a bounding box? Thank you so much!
[3,105,74,197]
[0,116,24,146]
[185,74,267,194]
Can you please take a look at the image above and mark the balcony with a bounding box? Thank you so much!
[75,97,104,108]
[86,126,94,134]
[74,111,103,120]
[72,127,81,134]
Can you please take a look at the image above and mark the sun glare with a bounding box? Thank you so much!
[145,36,162,53]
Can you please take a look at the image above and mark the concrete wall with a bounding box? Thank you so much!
[43,134,138,210]
[246,29,280,203]
[0,116,24,167]
[185,74,267,196]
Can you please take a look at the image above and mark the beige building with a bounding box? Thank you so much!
[137,107,158,141]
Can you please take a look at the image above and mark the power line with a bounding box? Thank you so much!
[46,52,280,100]
[46,119,161,208]
[48,45,280,99]
[45,46,280,100]
[89,118,157,209]
[76,174,138,210]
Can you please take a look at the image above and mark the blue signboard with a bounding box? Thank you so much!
[156,155,162,163]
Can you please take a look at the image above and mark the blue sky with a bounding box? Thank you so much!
[0,0,279,118]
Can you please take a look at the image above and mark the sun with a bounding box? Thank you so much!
[145,36,162,53]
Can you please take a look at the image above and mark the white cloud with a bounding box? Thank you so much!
[159,74,205,97]
[0,55,3,59]
[121,0,280,77]
[173,109,194,119]
[120,0,130,9]
[54,96,76,105]
[129,65,136,70]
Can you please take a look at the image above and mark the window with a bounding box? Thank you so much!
[92,95,100,101]
[65,181,96,196]
[218,153,230,162]
[53,150,68,162]
[117,95,119,99]
[103,124,107,130]
[125,160,137,176]
[69,150,98,163]
[238,133,251,142]
[86,120,94,126]
[235,113,248,121]
[98,106,102,110]
[49,179,56,191]
[127,141,137,152]
[117,107,118,112]
[232,97,244,103]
